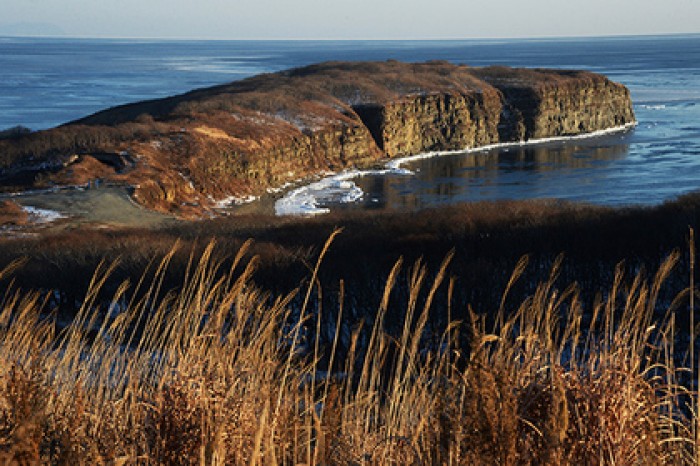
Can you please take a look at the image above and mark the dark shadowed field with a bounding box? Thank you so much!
[1,193,698,339]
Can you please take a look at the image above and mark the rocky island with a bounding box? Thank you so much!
[0,60,635,217]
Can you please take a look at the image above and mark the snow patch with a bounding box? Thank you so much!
[22,206,65,223]
[213,194,259,208]
[266,181,296,194]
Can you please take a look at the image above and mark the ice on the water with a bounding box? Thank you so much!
[274,172,366,216]
[275,123,637,216]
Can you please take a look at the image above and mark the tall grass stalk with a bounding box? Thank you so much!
[0,237,697,464]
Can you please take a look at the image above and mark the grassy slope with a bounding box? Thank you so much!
[0,192,698,464]
[0,194,698,322]
[0,208,697,464]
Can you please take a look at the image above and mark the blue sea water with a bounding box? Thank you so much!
[1,35,699,211]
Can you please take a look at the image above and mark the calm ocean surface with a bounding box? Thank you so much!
[1,35,699,212]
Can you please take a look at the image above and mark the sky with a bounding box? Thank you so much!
[1,0,699,40]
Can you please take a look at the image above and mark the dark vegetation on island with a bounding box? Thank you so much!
[0,126,32,141]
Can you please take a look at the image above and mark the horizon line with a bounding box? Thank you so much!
[2,31,699,42]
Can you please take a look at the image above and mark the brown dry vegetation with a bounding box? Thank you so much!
[0,227,698,465]
[0,61,502,172]
[0,193,696,464]
[0,193,698,330]
[0,201,28,226]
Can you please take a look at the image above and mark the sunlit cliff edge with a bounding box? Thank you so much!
[0,60,635,217]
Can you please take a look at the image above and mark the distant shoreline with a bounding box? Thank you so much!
[2,32,700,42]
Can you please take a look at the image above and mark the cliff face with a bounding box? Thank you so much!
[0,61,635,217]
[354,90,504,157]
[352,66,634,159]
[473,68,635,140]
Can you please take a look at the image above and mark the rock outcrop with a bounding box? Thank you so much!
[0,61,634,217]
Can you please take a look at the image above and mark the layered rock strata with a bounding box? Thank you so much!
[0,61,634,216]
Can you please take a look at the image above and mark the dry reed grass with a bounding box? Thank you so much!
[0,230,697,465]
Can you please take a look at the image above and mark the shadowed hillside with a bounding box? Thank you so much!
[0,193,697,344]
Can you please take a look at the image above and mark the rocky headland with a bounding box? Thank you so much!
[0,60,635,217]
